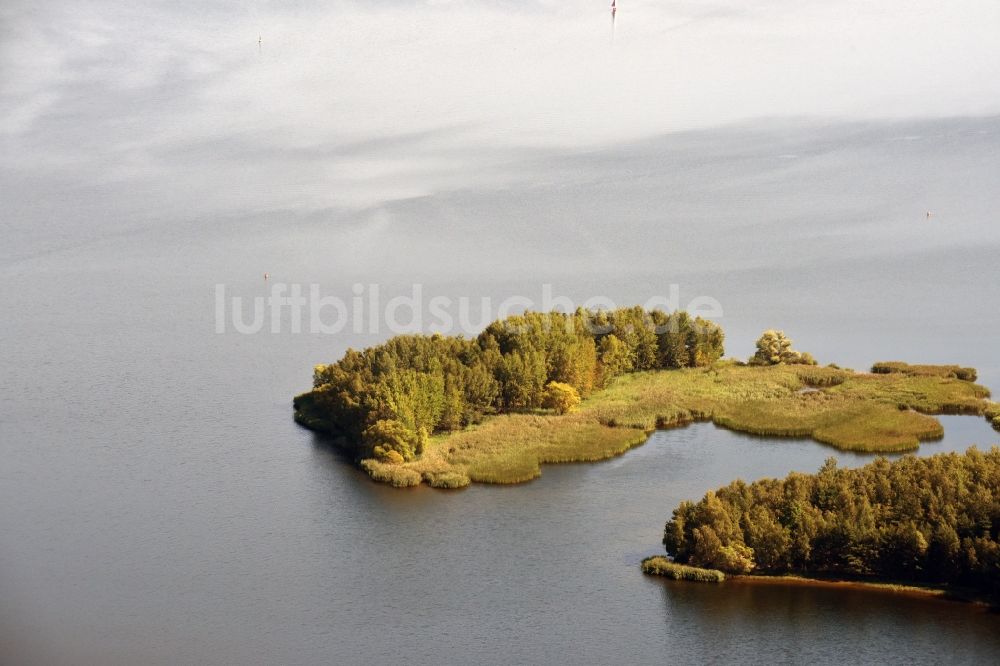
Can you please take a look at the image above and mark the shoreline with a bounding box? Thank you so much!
[641,557,995,606]
[730,574,993,606]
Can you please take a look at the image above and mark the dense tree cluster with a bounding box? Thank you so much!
[301,307,724,462]
[748,330,816,366]
[662,449,1000,596]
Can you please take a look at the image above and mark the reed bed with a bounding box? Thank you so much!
[641,557,726,582]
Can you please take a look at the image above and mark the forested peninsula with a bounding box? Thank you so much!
[650,448,1000,601]
[294,307,1000,488]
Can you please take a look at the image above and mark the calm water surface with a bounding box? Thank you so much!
[3,118,1000,664]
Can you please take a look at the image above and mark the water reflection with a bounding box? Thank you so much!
[650,577,1000,663]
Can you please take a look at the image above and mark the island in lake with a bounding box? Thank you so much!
[294,307,1000,488]
[644,447,1000,603]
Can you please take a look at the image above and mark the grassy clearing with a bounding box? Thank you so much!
[641,557,726,582]
[307,361,997,488]
[577,363,991,454]
[360,413,649,488]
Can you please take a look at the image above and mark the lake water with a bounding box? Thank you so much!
[3,115,1000,663]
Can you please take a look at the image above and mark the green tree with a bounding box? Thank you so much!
[364,419,421,462]
[598,334,634,385]
[749,330,817,366]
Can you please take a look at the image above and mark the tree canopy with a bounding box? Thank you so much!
[299,307,724,462]
[662,448,1000,598]
[749,330,816,366]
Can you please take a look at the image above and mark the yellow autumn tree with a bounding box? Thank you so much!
[542,381,581,415]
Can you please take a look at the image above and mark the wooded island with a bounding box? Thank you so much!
[294,307,999,488]
[649,447,1000,601]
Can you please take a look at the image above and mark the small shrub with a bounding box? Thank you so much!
[955,367,978,382]
[542,381,582,415]
[871,361,908,375]
[797,366,847,387]
[377,448,405,465]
